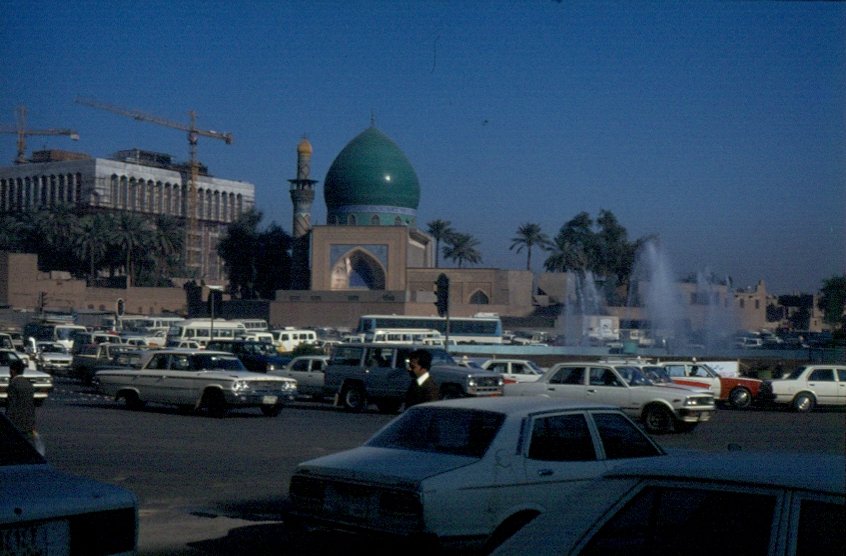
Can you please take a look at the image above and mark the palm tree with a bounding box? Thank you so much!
[443,232,482,268]
[74,213,112,281]
[112,212,151,288]
[510,222,551,271]
[150,214,184,278]
[426,219,455,268]
[31,204,83,272]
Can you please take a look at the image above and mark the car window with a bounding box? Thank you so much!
[313,360,324,371]
[796,499,846,555]
[590,368,623,387]
[549,366,585,385]
[366,407,504,458]
[528,413,596,462]
[331,346,363,366]
[172,354,191,370]
[838,369,846,382]
[592,412,663,459]
[149,353,170,369]
[809,369,834,381]
[291,360,308,371]
[488,362,507,373]
[664,364,685,378]
[581,486,776,555]
[193,354,245,371]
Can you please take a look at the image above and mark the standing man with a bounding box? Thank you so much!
[404,349,440,408]
[6,358,38,449]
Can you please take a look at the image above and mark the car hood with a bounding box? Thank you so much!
[296,446,478,488]
[0,464,137,522]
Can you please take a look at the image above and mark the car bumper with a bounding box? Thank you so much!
[226,391,297,406]
[676,408,714,422]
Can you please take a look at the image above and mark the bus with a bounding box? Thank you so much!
[363,328,444,344]
[166,319,247,347]
[239,319,269,332]
[355,314,503,344]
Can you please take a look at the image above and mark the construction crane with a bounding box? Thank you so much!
[0,105,80,164]
[75,96,233,276]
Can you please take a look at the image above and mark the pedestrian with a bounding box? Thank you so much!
[5,358,43,454]
[404,349,439,408]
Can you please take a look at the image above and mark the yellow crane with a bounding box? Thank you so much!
[0,105,80,164]
[75,96,233,275]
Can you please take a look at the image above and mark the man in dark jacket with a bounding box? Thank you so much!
[404,349,440,408]
[6,359,35,439]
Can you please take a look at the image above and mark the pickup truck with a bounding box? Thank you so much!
[323,343,504,413]
[71,343,137,384]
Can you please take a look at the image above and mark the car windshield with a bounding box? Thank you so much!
[40,344,67,354]
[367,406,505,458]
[615,366,653,386]
[641,366,672,383]
[526,361,545,374]
[191,354,247,371]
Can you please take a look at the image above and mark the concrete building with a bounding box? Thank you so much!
[0,148,255,280]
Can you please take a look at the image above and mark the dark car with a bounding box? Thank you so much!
[206,339,291,372]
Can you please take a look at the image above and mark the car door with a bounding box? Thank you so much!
[519,411,610,508]
[161,352,196,405]
[807,368,839,406]
[539,366,588,400]
[584,367,632,412]
[838,369,846,405]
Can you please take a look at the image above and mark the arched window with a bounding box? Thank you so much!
[348,215,356,225]
[394,216,403,225]
[371,215,380,225]
[470,290,490,305]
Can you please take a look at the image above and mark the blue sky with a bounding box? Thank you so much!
[2,1,844,295]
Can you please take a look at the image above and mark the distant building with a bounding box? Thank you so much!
[0,148,255,280]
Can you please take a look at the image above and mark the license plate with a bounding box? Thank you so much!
[1,520,70,555]
[262,395,278,405]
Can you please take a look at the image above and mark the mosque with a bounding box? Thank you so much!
[269,124,535,328]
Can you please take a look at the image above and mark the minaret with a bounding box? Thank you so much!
[289,138,317,290]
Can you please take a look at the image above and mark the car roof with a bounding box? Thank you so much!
[605,452,845,495]
[419,396,619,415]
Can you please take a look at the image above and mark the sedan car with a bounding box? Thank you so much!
[660,360,763,409]
[505,362,715,434]
[94,349,298,417]
[1,412,139,554]
[758,364,846,412]
[287,397,665,552]
[270,355,330,399]
[493,452,845,556]
[480,358,546,383]
[34,341,73,374]
[0,349,53,407]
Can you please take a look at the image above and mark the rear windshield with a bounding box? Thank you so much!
[367,406,504,458]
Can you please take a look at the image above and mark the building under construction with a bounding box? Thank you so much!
[0,148,255,281]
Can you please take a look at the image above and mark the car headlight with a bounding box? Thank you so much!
[267,363,276,371]
[232,380,251,392]
[467,377,476,388]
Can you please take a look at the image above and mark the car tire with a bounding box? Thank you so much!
[123,391,145,411]
[261,405,282,417]
[340,383,366,412]
[792,392,815,413]
[203,389,227,418]
[642,404,675,434]
[728,387,752,409]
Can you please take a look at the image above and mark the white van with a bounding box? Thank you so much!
[271,328,317,353]
[167,319,247,347]
[239,319,269,332]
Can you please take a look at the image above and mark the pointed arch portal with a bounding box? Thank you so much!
[330,248,386,290]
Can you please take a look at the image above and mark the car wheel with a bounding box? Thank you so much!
[642,404,674,434]
[792,392,815,413]
[728,387,752,409]
[261,405,282,417]
[340,383,366,412]
[375,399,401,414]
[123,391,145,411]
[203,389,227,418]
[439,385,463,400]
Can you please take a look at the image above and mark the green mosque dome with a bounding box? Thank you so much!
[324,126,420,226]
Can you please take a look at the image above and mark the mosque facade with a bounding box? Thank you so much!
[269,125,535,329]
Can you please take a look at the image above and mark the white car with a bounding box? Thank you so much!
[0,349,53,406]
[94,349,298,417]
[480,358,546,383]
[34,341,73,374]
[505,362,715,434]
[270,355,330,399]
[1,413,139,554]
[287,397,665,552]
[493,452,846,556]
[758,364,846,412]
